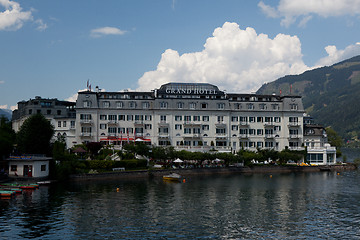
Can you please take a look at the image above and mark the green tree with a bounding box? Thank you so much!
[0,116,16,159]
[326,127,343,157]
[16,114,54,155]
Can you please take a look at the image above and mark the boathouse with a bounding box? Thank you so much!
[6,155,51,178]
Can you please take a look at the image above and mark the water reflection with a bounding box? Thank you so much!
[1,171,360,239]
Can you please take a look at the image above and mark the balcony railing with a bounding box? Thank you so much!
[80,119,92,124]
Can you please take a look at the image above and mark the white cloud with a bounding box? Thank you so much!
[0,0,33,31]
[259,0,360,27]
[35,18,47,31]
[90,27,127,38]
[137,22,308,93]
[315,43,360,66]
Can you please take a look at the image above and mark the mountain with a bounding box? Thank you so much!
[0,109,12,120]
[257,55,360,141]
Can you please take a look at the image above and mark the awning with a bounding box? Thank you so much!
[100,137,151,142]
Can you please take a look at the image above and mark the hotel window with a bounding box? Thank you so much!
[175,124,182,130]
[290,104,298,110]
[240,129,248,135]
[257,129,263,135]
[216,128,226,134]
[184,128,191,134]
[265,117,273,123]
[202,125,209,131]
[109,115,117,121]
[274,126,281,131]
[100,115,107,120]
[108,127,117,134]
[232,125,238,131]
[201,103,207,109]
[58,121,61,127]
[83,101,92,108]
[175,115,182,121]
[47,110,51,115]
[184,115,191,122]
[57,110,61,115]
[116,101,124,108]
[100,124,107,130]
[144,115,152,121]
[257,117,263,122]
[217,103,225,109]
[289,117,298,123]
[272,104,279,110]
[189,102,196,109]
[129,102,137,108]
[193,128,201,134]
[80,114,92,120]
[265,142,273,148]
[81,126,91,133]
[144,124,152,130]
[240,116,248,123]
[259,104,267,110]
[217,116,224,122]
[29,109,32,115]
[135,115,143,121]
[127,115,133,121]
[257,142,263,148]
[118,127,125,134]
[247,104,254,110]
[119,115,125,121]
[103,101,110,108]
[160,102,168,109]
[142,102,150,109]
[177,102,184,109]
[126,128,133,133]
[249,129,255,135]
[160,115,167,122]
[231,116,238,122]
[202,116,209,121]
[63,121,67,127]
[274,117,281,123]
[265,129,273,135]
[193,116,201,121]
[235,103,241,109]
[70,121,75,128]
[249,117,255,123]
[249,142,255,148]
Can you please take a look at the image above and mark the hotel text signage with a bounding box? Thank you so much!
[165,88,218,95]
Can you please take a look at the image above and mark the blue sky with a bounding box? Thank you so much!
[1,0,360,110]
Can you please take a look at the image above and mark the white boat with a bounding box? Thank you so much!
[163,173,181,181]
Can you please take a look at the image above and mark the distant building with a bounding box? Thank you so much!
[74,83,305,153]
[12,96,76,148]
[303,116,336,165]
[7,155,50,179]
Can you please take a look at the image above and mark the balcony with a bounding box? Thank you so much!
[158,121,169,127]
[288,122,301,127]
[183,121,201,126]
[239,122,249,126]
[158,133,169,138]
[183,134,201,139]
[80,119,92,125]
[264,122,275,127]
[80,132,92,137]
[289,135,301,139]
[134,121,144,126]
[215,122,227,127]
[239,134,249,139]
[107,120,118,125]
[265,134,275,139]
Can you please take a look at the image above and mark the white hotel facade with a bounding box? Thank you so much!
[74,83,305,153]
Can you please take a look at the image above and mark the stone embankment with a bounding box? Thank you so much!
[69,163,357,181]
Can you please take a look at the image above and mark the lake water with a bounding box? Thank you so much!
[1,168,360,239]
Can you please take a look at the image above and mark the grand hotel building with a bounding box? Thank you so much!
[74,83,305,153]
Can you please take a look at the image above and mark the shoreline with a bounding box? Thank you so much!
[69,163,358,181]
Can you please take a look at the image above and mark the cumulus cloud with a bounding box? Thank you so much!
[35,18,47,31]
[259,0,360,27]
[137,22,308,93]
[0,0,33,30]
[90,27,127,38]
[315,43,360,66]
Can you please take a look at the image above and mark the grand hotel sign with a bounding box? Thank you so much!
[164,87,218,95]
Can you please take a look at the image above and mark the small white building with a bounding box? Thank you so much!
[304,123,336,165]
[7,155,51,179]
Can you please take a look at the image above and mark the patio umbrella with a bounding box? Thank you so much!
[174,158,183,163]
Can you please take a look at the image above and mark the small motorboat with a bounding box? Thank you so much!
[163,173,182,182]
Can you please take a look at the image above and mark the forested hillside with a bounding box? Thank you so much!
[257,55,360,142]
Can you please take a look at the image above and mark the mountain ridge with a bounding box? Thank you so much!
[257,55,360,142]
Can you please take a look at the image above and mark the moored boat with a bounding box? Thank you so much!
[163,173,182,182]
